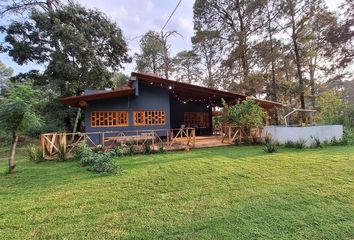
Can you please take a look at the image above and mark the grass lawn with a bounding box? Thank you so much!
[0,145,353,239]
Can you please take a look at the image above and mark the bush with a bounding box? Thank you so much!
[57,145,67,162]
[127,144,136,155]
[87,153,119,174]
[80,152,97,167]
[142,142,152,154]
[221,99,266,128]
[26,144,44,163]
[284,139,306,149]
[284,140,296,148]
[73,141,92,161]
[310,136,322,148]
[330,137,340,146]
[158,143,165,153]
[263,136,277,153]
[342,129,354,145]
[295,139,306,149]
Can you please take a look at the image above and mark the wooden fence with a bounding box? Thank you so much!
[221,125,263,144]
[40,128,196,160]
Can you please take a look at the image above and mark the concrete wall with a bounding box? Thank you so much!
[262,125,343,146]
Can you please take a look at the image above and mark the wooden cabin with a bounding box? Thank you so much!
[61,72,282,146]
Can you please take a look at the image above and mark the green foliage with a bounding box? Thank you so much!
[317,91,344,125]
[26,144,44,163]
[221,99,266,127]
[135,30,164,75]
[284,139,306,149]
[263,136,277,153]
[74,141,119,174]
[0,84,43,134]
[80,153,96,167]
[3,3,131,95]
[0,60,13,94]
[73,141,92,161]
[127,144,136,156]
[158,143,165,154]
[110,72,129,89]
[342,129,354,145]
[295,139,306,149]
[87,153,119,174]
[173,50,202,84]
[142,142,152,155]
[57,145,67,162]
[310,136,322,148]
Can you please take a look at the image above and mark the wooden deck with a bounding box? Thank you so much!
[193,135,231,148]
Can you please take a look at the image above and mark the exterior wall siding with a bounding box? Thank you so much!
[169,98,212,135]
[84,81,171,143]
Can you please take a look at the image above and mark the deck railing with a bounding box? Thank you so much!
[221,125,263,144]
[40,128,196,160]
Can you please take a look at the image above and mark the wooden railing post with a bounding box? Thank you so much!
[192,128,195,147]
[101,132,105,148]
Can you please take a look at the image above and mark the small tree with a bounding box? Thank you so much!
[0,84,43,173]
[317,91,344,125]
[221,99,266,128]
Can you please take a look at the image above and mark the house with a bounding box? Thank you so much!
[61,72,282,145]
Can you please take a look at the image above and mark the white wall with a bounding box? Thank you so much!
[262,125,343,146]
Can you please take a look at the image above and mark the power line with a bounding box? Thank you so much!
[161,0,182,32]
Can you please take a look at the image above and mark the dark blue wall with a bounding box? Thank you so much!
[169,98,212,135]
[84,80,171,143]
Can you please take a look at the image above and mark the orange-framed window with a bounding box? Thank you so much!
[91,111,129,127]
[133,110,166,126]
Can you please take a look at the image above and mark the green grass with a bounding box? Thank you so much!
[0,145,353,239]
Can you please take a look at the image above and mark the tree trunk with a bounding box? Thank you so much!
[236,0,249,91]
[290,3,306,123]
[309,60,316,109]
[8,132,18,173]
[267,7,279,125]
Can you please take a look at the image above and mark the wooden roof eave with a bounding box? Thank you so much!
[61,88,136,107]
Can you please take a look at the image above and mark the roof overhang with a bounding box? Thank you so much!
[131,72,285,109]
[61,72,285,109]
[61,87,135,107]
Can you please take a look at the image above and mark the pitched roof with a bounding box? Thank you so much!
[130,72,284,109]
[61,72,285,109]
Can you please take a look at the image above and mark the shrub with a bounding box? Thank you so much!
[127,144,136,156]
[263,136,277,153]
[310,136,322,148]
[26,144,44,163]
[158,143,165,153]
[295,139,306,149]
[57,145,67,162]
[284,140,296,148]
[73,141,92,161]
[342,129,354,145]
[142,142,152,154]
[221,99,266,128]
[330,137,340,146]
[80,152,97,167]
[88,153,119,174]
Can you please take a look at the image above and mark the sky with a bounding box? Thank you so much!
[0,0,344,76]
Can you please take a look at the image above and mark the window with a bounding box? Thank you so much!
[184,112,210,128]
[91,111,128,127]
[133,111,166,126]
